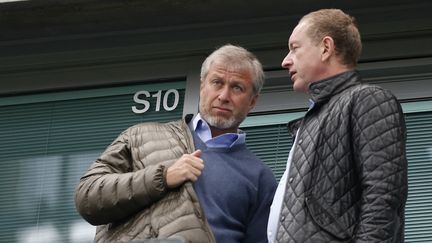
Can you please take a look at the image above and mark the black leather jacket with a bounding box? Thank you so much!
[276,71,408,243]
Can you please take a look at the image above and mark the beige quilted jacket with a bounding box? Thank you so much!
[75,118,216,243]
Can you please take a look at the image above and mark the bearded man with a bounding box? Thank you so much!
[75,44,277,243]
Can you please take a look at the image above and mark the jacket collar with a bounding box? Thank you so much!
[184,113,195,124]
[308,70,361,105]
[287,70,362,135]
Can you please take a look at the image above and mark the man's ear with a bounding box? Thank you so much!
[249,94,258,110]
[321,36,335,62]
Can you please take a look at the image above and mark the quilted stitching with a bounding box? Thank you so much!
[276,71,407,243]
[76,120,216,243]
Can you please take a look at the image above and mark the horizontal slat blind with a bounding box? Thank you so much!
[404,111,432,242]
[243,111,432,242]
[0,84,185,243]
[244,124,292,181]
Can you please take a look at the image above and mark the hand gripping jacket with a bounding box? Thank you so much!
[276,71,408,243]
[74,116,216,243]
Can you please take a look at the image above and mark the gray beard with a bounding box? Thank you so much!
[200,112,244,130]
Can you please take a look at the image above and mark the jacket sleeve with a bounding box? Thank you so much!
[351,86,408,242]
[74,128,168,225]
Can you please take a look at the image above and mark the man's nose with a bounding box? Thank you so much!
[218,86,231,101]
[281,53,292,68]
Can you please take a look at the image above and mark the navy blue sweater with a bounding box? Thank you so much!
[191,130,277,243]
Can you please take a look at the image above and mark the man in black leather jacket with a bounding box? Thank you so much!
[267,9,408,243]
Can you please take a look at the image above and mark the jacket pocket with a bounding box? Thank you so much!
[305,195,353,242]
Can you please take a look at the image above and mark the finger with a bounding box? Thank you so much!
[188,174,198,182]
[191,149,202,158]
[187,164,202,177]
[187,157,204,171]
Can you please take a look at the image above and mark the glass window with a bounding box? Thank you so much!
[0,81,185,243]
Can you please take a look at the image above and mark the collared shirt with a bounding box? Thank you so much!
[308,98,315,110]
[267,100,314,243]
[267,130,299,243]
[189,113,246,148]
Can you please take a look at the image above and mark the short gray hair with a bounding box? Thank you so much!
[200,44,265,95]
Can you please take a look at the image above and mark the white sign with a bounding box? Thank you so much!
[132,89,180,114]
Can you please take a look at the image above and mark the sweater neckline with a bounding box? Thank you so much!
[192,128,246,152]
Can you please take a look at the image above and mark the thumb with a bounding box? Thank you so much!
[191,149,202,158]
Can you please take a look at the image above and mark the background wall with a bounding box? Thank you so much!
[1,0,431,97]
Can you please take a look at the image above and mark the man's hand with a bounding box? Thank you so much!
[166,150,204,188]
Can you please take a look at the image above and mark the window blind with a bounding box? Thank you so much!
[0,83,185,243]
[404,111,432,242]
[243,123,292,181]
